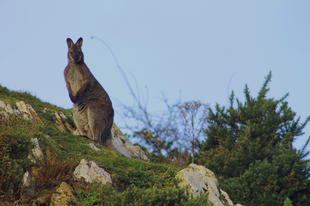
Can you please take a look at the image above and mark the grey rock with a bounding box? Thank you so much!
[44,107,75,133]
[16,101,42,123]
[111,123,149,162]
[5,103,21,116]
[28,138,43,163]
[0,100,42,123]
[74,159,112,185]
[0,100,6,108]
[21,171,36,203]
[220,189,234,205]
[73,129,81,135]
[175,163,233,206]
[16,101,30,120]
[89,142,102,151]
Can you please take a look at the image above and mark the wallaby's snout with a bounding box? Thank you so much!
[72,51,82,63]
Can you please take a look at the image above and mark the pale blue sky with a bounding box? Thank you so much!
[1,1,310,152]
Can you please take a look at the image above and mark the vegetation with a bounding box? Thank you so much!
[0,84,212,205]
[120,71,310,205]
[1,71,310,205]
[196,72,310,205]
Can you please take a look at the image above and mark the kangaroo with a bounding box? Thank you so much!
[64,37,115,151]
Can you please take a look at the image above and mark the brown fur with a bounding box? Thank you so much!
[64,37,115,150]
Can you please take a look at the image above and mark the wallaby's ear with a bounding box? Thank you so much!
[67,38,74,48]
[76,37,83,47]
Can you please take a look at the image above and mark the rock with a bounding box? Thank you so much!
[0,100,42,123]
[74,159,112,185]
[73,129,81,135]
[16,101,30,120]
[28,138,43,163]
[21,171,36,203]
[50,182,79,206]
[16,101,42,123]
[89,142,102,151]
[0,100,6,108]
[44,108,75,133]
[219,189,234,206]
[5,103,21,116]
[175,163,234,206]
[111,123,149,162]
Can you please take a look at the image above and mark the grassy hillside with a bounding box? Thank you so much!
[0,85,211,205]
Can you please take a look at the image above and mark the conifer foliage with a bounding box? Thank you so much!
[196,71,310,205]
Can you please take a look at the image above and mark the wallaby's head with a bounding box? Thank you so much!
[67,37,84,63]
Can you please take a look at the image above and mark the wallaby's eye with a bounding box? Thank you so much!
[70,52,73,54]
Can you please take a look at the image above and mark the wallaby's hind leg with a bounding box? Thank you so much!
[87,107,116,151]
[87,107,104,144]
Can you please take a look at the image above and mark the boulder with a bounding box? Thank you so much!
[28,138,43,163]
[50,182,79,206]
[111,123,149,162]
[74,159,112,185]
[175,163,234,206]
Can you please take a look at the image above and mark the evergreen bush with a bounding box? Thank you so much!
[196,71,310,205]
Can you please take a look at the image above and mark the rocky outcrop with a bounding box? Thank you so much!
[111,123,149,162]
[74,159,112,185]
[0,100,42,123]
[43,108,76,134]
[176,163,241,206]
[50,182,79,206]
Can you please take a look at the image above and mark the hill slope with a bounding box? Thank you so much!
[0,85,236,206]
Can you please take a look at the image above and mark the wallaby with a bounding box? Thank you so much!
[64,37,115,151]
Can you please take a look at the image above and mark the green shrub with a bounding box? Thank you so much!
[197,72,310,205]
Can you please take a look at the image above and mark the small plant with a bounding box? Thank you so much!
[36,147,77,189]
[77,190,102,206]
[178,100,209,162]
[284,197,293,206]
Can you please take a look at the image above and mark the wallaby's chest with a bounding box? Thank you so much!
[65,65,86,94]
